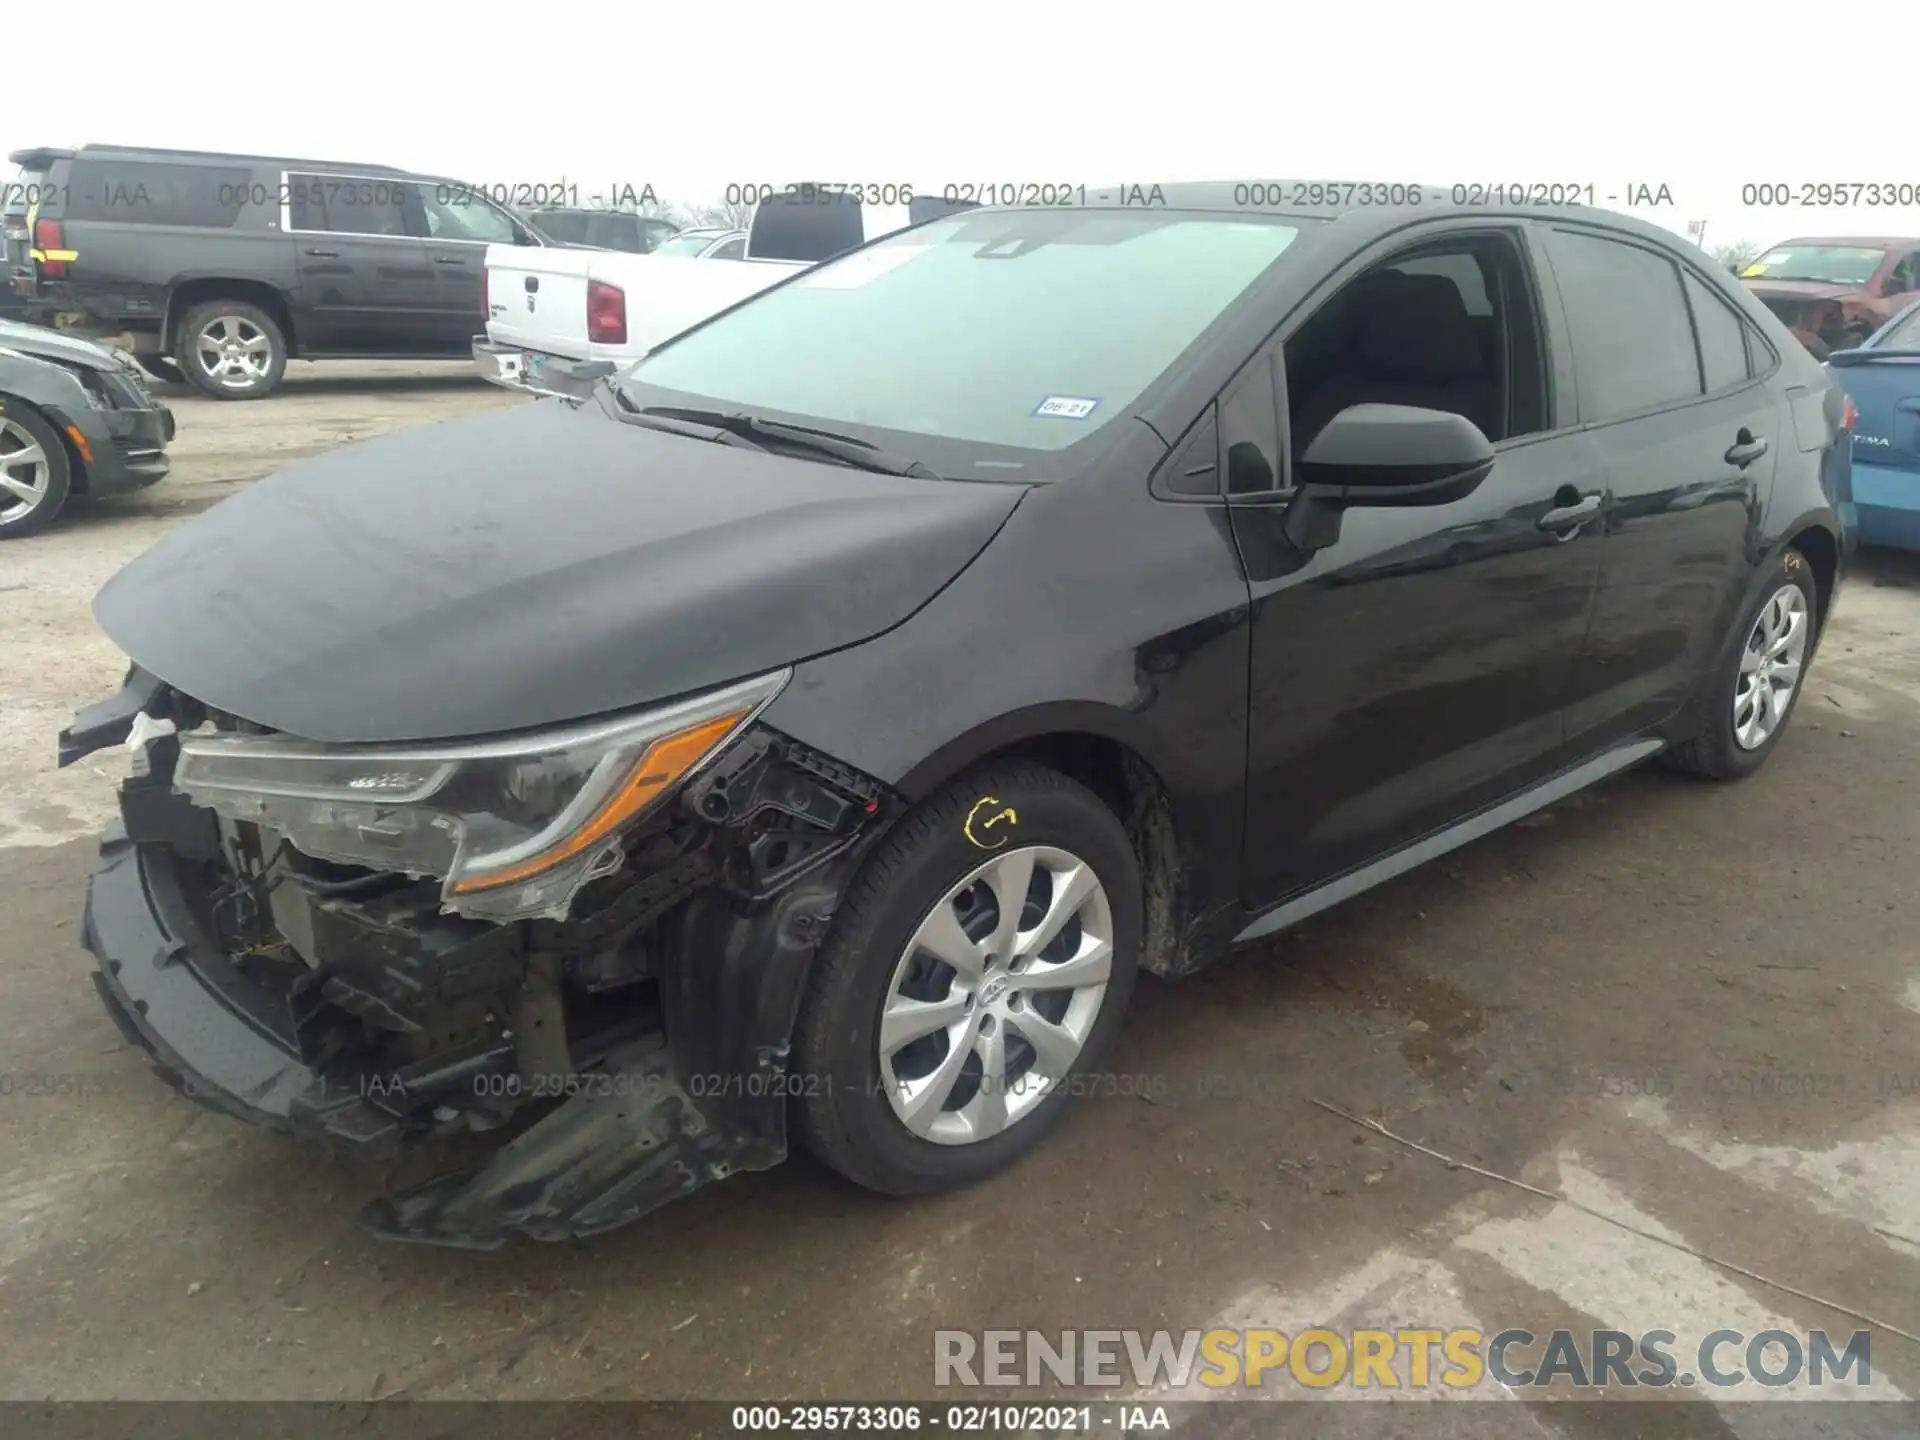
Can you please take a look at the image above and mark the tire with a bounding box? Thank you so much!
[0,400,75,539]
[136,355,188,386]
[1663,548,1818,780]
[792,762,1142,1195]
[176,299,287,400]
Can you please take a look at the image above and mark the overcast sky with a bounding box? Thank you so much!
[8,2,1914,252]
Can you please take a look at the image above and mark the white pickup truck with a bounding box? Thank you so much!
[474,191,948,398]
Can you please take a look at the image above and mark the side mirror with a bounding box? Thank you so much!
[1284,404,1495,553]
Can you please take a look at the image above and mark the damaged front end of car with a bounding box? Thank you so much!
[60,663,895,1249]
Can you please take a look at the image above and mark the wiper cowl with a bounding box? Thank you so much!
[637,407,939,478]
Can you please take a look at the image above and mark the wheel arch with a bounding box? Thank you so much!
[1782,521,1839,635]
[892,704,1210,979]
[0,388,88,493]
[165,279,298,357]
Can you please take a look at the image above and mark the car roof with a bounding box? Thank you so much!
[1762,236,1920,250]
[533,207,673,219]
[13,143,410,175]
[960,180,1705,254]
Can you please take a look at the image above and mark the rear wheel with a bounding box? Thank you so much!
[1663,549,1817,779]
[0,402,75,539]
[792,763,1141,1195]
[177,299,287,399]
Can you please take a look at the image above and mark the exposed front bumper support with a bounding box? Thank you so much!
[79,770,876,1247]
[357,872,850,1248]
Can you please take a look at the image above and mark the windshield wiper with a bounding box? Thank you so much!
[636,406,939,478]
[592,379,770,450]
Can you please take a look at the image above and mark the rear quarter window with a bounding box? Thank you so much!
[1682,270,1750,393]
[63,160,248,228]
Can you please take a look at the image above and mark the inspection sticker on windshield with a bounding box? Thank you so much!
[1033,395,1100,420]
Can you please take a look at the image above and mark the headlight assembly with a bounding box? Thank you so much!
[54,360,117,408]
[172,669,789,922]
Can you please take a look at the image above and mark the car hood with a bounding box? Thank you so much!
[94,400,1026,742]
[1744,279,1859,302]
[0,317,122,370]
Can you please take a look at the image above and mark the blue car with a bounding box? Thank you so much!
[1830,297,1920,550]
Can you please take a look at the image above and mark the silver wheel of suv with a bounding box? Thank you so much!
[0,417,52,524]
[1733,583,1809,751]
[878,844,1113,1146]
[194,315,274,390]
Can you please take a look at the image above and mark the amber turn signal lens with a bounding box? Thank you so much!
[448,711,746,894]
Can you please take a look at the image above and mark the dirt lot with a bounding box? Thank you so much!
[1,366,1917,1428]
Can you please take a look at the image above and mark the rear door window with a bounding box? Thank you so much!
[287,172,410,237]
[64,160,248,228]
[411,183,518,244]
[534,210,590,244]
[585,212,638,250]
[1545,228,1703,423]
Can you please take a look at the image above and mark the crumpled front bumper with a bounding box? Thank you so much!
[78,785,864,1250]
[79,818,803,1248]
[83,820,408,1153]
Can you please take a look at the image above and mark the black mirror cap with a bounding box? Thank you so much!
[1298,403,1496,507]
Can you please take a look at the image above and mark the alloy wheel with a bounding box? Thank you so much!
[1732,584,1809,750]
[878,845,1113,1146]
[0,417,51,524]
[194,315,274,389]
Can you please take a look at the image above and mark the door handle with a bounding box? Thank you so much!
[432,255,465,266]
[1537,494,1602,533]
[303,247,339,257]
[1724,430,1770,468]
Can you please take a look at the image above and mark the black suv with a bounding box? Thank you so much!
[6,145,550,399]
[528,208,679,254]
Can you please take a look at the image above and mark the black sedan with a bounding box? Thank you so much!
[58,184,1852,1248]
[1,318,174,537]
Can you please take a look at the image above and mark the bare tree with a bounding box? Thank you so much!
[683,198,756,232]
[1709,239,1763,274]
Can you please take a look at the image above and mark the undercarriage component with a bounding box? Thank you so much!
[361,864,859,1246]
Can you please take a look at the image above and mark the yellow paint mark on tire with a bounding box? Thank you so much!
[963,796,1019,850]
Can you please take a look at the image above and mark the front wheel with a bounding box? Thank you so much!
[1663,549,1817,779]
[177,300,287,399]
[792,763,1142,1195]
[0,402,75,539]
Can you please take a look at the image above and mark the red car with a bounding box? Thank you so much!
[1740,236,1920,357]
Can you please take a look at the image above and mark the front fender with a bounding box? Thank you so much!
[0,350,94,416]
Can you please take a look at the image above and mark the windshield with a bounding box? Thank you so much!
[1876,303,1920,348]
[625,209,1303,452]
[1744,245,1886,287]
[655,231,724,256]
